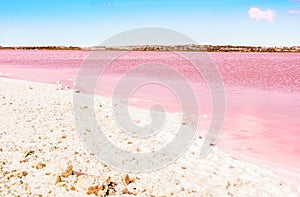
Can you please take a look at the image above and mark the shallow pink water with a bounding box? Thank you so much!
[0,50,299,170]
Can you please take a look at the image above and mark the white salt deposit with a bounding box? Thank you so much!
[0,78,299,196]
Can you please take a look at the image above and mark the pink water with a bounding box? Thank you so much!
[0,50,299,171]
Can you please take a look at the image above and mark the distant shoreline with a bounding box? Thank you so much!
[1,45,300,53]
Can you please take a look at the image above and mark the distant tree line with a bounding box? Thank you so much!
[0,46,81,50]
[1,45,299,53]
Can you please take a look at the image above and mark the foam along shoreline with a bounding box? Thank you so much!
[0,77,299,196]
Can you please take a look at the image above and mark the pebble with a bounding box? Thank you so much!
[122,174,135,186]
[35,162,46,169]
[48,174,62,185]
[60,163,73,178]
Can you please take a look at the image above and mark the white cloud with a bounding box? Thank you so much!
[248,7,276,22]
[288,8,300,15]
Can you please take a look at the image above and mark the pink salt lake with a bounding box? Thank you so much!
[0,50,299,174]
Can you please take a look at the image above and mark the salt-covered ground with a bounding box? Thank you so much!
[0,78,299,196]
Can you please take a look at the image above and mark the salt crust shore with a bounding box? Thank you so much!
[0,78,299,197]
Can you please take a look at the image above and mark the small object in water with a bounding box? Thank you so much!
[0,72,9,77]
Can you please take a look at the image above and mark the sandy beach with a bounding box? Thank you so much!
[0,77,299,196]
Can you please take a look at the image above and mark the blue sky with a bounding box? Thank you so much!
[0,0,299,46]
